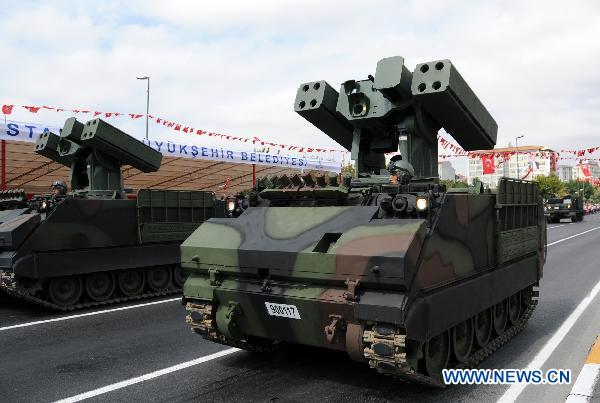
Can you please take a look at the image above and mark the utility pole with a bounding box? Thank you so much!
[137,76,150,140]
[515,135,524,179]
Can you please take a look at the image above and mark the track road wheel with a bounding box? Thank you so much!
[453,318,474,363]
[85,272,116,302]
[48,276,82,307]
[118,269,145,297]
[147,266,171,292]
[508,292,521,325]
[172,265,188,289]
[493,299,508,335]
[475,308,493,348]
[425,331,450,379]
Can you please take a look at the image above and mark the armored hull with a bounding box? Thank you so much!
[182,177,545,383]
[0,189,221,310]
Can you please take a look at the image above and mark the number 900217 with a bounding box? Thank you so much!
[265,302,301,319]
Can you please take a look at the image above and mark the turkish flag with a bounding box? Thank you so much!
[582,164,591,177]
[23,105,41,113]
[482,154,495,174]
[2,104,13,115]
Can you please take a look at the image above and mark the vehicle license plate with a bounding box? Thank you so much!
[265,302,301,319]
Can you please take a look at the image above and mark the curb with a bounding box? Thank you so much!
[566,336,600,402]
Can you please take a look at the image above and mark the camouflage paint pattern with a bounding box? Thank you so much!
[182,187,544,349]
[0,192,219,280]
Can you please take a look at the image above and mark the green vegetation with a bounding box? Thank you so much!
[564,180,594,200]
[340,162,356,177]
[534,174,564,198]
[441,179,469,189]
[534,174,599,202]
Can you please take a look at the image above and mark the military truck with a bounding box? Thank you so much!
[545,195,584,223]
[0,118,223,310]
[181,56,546,384]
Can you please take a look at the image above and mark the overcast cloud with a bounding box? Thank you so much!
[1,0,599,173]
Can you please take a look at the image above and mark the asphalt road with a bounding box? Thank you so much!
[1,215,600,403]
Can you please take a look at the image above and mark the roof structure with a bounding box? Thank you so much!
[2,139,304,196]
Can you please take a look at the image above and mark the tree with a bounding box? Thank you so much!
[534,174,564,198]
[564,180,594,200]
[340,162,355,177]
[589,187,600,203]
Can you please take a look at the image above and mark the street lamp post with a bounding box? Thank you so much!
[137,76,150,140]
[515,135,524,179]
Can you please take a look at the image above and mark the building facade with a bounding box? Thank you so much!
[556,165,573,182]
[573,160,600,180]
[437,161,456,181]
[468,146,553,189]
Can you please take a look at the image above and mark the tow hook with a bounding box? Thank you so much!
[324,314,346,344]
[261,277,272,292]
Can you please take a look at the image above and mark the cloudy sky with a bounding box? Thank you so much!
[1,0,599,174]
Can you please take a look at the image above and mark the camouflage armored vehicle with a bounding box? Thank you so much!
[0,118,223,310]
[181,56,546,383]
[545,195,584,223]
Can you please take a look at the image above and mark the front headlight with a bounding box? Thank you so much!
[226,200,235,212]
[567,204,571,209]
[416,196,429,211]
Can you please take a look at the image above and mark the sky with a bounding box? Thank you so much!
[1,0,600,175]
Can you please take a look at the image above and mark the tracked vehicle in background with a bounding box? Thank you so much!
[545,195,584,223]
[0,118,222,310]
[181,56,546,384]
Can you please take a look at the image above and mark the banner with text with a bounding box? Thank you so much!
[0,121,341,172]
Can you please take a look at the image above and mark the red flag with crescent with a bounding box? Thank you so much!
[481,154,495,174]
[582,164,591,177]
[2,104,13,115]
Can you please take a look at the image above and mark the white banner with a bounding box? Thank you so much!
[0,121,60,141]
[140,139,340,172]
[0,121,341,172]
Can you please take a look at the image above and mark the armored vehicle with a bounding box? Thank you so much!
[0,118,223,310]
[181,56,546,383]
[545,195,584,223]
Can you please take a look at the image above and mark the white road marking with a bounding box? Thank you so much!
[6,220,600,402]
[547,224,566,229]
[565,363,600,402]
[53,348,239,403]
[0,297,180,332]
[496,280,600,402]
[547,227,600,247]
